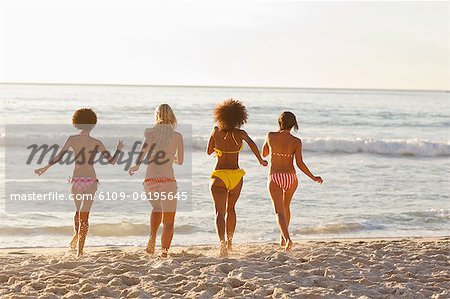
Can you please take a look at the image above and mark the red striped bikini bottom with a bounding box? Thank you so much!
[144,177,176,192]
[270,173,297,191]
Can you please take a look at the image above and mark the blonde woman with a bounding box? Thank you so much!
[129,104,184,257]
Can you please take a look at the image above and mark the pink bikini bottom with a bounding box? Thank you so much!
[70,177,99,192]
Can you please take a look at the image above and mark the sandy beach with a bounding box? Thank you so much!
[0,237,448,298]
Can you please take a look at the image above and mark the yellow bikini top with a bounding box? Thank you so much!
[214,131,244,157]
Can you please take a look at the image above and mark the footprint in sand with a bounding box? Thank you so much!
[120,275,141,286]
[7,251,29,255]
[50,261,79,270]
[224,277,245,288]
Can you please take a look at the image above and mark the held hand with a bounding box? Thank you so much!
[35,166,48,176]
[260,159,268,167]
[313,176,323,184]
[128,165,139,176]
[116,140,125,151]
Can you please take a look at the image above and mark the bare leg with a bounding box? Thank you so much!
[147,210,162,254]
[284,179,298,229]
[280,179,298,247]
[70,187,83,250]
[210,177,228,257]
[268,180,292,251]
[161,212,175,257]
[76,184,96,257]
[145,186,162,255]
[70,212,80,250]
[226,179,243,251]
[160,182,177,257]
[77,212,89,257]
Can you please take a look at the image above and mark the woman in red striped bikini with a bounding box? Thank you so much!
[262,111,323,251]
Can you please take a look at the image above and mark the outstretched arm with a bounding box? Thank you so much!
[129,136,151,175]
[175,134,184,165]
[294,139,323,184]
[99,140,124,165]
[242,131,268,166]
[262,133,270,158]
[206,127,217,156]
[35,137,72,175]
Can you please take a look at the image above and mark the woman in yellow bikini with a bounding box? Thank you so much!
[129,104,184,258]
[207,99,268,257]
[262,111,323,251]
[35,108,124,256]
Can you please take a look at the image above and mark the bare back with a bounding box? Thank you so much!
[266,131,300,174]
[66,134,109,178]
[144,128,183,178]
[211,128,244,170]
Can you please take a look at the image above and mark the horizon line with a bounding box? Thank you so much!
[0,81,448,93]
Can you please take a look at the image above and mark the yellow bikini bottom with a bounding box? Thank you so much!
[211,169,246,190]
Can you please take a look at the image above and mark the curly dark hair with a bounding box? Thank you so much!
[72,108,97,130]
[213,99,248,130]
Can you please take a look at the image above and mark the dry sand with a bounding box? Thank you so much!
[0,238,448,298]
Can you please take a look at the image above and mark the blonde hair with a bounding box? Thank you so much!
[152,104,177,151]
[155,104,177,126]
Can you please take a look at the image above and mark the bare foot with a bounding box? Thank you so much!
[76,249,83,257]
[160,248,169,258]
[70,234,78,250]
[227,238,233,252]
[280,235,286,247]
[146,238,156,255]
[219,240,228,258]
[284,239,293,252]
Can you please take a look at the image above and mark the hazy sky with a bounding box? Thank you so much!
[0,1,448,90]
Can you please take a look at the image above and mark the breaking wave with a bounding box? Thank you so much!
[192,136,450,157]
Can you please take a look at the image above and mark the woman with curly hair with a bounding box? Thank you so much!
[129,104,184,258]
[207,99,267,257]
[262,111,323,251]
[35,108,124,256]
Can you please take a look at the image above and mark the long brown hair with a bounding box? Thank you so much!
[278,111,299,131]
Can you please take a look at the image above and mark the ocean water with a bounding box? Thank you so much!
[0,83,449,248]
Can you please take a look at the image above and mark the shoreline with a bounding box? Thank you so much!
[1,237,448,298]
[0,236,448,251]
